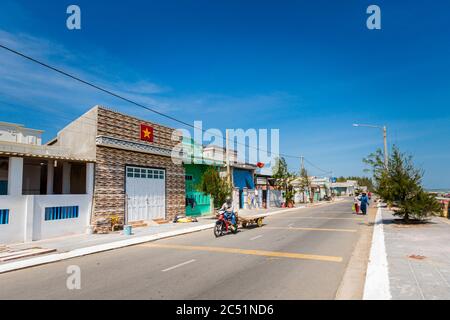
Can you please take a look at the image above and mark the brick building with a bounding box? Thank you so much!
[50,106,185,232]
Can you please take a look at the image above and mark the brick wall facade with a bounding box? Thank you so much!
[91,107,185,232]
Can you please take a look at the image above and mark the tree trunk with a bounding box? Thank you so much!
[404,212,409,223]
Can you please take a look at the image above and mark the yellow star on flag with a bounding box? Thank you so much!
[143,128,152,138]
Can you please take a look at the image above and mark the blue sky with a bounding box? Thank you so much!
[0,0,449,188]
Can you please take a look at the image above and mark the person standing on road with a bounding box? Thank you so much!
[360,192,370,215]
[353,193,360,214]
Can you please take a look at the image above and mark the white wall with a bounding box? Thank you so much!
[0,194,92,245]
[269,190,283,208]
[53,107,98,160]
[0,196,27,244]
[32,195,92,241]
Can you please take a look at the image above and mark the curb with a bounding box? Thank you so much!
[0,200,340,274]
[362,206,391,300]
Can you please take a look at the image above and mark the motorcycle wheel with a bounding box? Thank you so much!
[214,223,223,237]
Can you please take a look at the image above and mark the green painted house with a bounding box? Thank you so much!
[182,137,223,216]
[184,163,213,216]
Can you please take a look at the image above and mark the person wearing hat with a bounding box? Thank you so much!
[360,192,370,215]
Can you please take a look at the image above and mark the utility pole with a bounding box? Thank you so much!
[353,123,389,169]
[226,129,231,186]
[300,155,307,203]
[383,126,388,169]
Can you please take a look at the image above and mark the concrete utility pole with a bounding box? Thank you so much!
[226,129,231,186]
[353,123,389,169]
[383,126,388,169]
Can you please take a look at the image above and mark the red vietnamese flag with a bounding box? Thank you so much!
[140,124,154,142]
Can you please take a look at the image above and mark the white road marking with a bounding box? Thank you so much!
[363,206,391,299]
[162,259,196,272]
[250,235,263,241]
[288,223,294,228]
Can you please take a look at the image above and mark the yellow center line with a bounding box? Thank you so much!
[264,226,357,233]
[139,243,343,263]
[267,216,363,221]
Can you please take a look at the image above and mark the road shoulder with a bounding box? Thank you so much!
[335,205,376,299]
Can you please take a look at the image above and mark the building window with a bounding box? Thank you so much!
[126,167,165,180]
[0,209,9,224]
[45,206,79,221]
[185,175,193,181]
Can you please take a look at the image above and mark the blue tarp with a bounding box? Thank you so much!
[233,169,255,190]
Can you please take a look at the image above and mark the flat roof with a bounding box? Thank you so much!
[0,121,44,133]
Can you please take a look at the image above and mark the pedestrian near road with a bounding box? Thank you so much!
[360,192,370,215]
[353,193,360,214]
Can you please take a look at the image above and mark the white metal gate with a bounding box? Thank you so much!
[126,166,166,222]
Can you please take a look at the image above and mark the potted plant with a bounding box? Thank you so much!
[285,190,295,208]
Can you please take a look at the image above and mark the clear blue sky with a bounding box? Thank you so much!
[0,0,449,188]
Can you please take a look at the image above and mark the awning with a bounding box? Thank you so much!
[233,168,255,190]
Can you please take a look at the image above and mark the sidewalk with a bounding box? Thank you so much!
[1,202,337,273]
[365,206,450,300]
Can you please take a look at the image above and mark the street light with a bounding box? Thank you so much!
[353,123,388,168]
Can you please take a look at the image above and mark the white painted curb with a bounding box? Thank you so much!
[363,206,392,300]
[0,200,335,274]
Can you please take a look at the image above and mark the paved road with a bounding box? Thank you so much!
[0,200,366,300]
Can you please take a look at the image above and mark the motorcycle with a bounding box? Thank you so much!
[214,210,238,237]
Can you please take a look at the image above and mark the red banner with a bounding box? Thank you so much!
[140,124,154,142]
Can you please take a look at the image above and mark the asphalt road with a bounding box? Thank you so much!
[0,200,365,300]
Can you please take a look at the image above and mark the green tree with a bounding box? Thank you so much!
[272,157,297,204]
[299,168,313,203]
[198,167,232,208]
[364,146,441,222]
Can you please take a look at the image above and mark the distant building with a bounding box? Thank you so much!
[0,121,43,145]
[331,180,359,196]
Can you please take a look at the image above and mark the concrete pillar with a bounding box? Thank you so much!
[86,163,95,195]
[62,162,71,194]
[243,188,249,209]
[24,195,34,242]
[46,160,54,195]
[210,196,214,214]
[8,157,23,196]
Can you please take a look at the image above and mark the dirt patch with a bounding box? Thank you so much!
[383,219,436,228]
[408,254,426,260]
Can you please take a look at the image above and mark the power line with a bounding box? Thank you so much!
[304,158,333,175]
[0,43,332,173]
